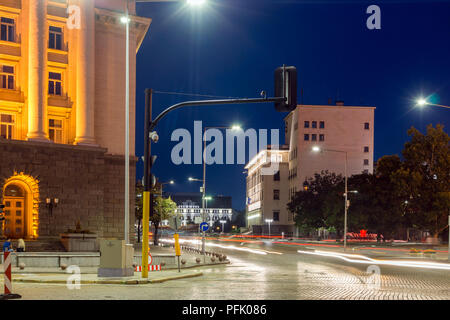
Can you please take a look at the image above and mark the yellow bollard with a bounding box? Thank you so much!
[142,191,150,278]
[174,233,181,272]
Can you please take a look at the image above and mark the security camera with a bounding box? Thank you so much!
[150,131,159,143]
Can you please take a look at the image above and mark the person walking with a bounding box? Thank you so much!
[17,238,25,252]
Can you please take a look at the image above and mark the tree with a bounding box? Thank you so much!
[288,171,345,236]
[393,124,450,239]
[348,157,405,241]
[150,196,178,245]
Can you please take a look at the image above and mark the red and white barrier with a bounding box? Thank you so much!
[135,265,161,272]
[0,251,21,300]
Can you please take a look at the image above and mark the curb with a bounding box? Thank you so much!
[8,272,203,285]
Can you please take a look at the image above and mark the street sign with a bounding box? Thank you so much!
[200,222,209,232]
[194,216,202,224]
[168,216,182,231]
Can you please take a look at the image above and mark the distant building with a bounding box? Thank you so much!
[245,103,375,235]
[168,193,233,227]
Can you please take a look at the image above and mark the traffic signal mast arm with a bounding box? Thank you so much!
[149,96,287,132]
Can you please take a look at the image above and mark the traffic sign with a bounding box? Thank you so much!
[200,222,209,232]
[169,215,182,230]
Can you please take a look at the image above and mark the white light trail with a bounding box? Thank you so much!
[297,250,450,271]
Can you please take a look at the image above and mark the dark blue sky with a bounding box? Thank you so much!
[135,0,450,211]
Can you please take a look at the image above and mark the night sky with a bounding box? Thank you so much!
[134,0,450,211]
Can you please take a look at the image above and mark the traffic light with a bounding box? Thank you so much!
[274,65,297,112]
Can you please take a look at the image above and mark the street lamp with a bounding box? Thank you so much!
[121,0,207,275]
[416,98,450,109]
[265,219,273,237]
[312,146,349,251]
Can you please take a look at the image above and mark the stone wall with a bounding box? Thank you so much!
[0,139,136,241]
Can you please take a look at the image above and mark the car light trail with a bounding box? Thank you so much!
[297,250,450,271]
[159,238,282,255]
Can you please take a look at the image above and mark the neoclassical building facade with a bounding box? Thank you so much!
[0,0,150,240]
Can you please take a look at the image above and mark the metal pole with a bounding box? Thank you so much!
[202,129,206,256]
[344,151,348,252]
[142,89,152,278]
[124,0,130,245]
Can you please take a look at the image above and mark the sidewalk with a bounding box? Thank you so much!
[7,269,204,285]
[0,245,230,285]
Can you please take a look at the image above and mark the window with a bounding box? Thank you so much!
[273,211,280,222]
[304,121,309,128]
[294,122,298,131]
[364,159,369,166]
[273,189,280,200]
[48,72,62,95]
[0,65,14,90]
[274,171,280,181]
[0,17,15,42]
[49,26,63,50]
[311,134,317,141]
[363,170,369,174]
[312,121,317,129]
[364,146,369,153]
[364,122,370,130]
[320,121,325,129]
[0,114,14,140]
[319,134,325,142]
[304,134,309,141]
[49,119,63,144]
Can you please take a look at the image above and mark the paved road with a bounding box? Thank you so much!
[8,239,450,300]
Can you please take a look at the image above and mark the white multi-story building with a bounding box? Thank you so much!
[245,102,375,235]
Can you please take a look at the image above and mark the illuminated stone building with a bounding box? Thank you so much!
[0,0,150,240]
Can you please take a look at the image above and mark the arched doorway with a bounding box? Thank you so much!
[3,184,26,239]
[2,173,40,239]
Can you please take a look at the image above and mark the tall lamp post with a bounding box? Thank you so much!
[189,125,241,255]
[312,146,349,251]
[121,0,206,278]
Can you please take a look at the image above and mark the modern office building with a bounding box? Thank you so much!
[0,0,150,240]
[245,102,375,235]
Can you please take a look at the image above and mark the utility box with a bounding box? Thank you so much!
[97,239,134,277]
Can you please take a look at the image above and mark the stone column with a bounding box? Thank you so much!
[27,0,48,142]
[74,0,96,146]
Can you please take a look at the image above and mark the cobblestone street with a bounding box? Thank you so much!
[7,241,450,300]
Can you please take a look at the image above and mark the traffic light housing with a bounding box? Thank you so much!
[0,204,4,213]
[274,65,297,112]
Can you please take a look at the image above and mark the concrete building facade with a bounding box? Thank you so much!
[246,103,375,235]
[245,146,291,234]
[0,0,150,240]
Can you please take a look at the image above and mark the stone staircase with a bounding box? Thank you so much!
[10,239,67,252]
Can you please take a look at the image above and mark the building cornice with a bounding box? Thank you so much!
[95,8,151,53]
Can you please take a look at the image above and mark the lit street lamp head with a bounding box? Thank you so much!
[417,98,428,107]
[312,146,321,152]
[187,0,206,6]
